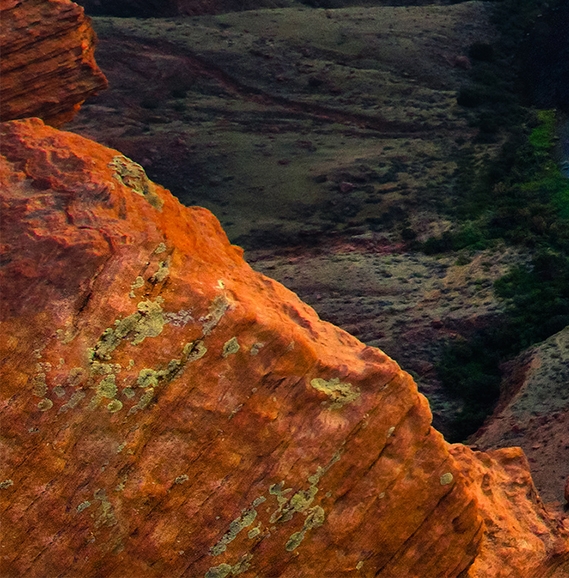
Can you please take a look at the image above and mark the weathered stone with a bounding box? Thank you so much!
[0,0,107,126]
[0,118,567,577]
[474,327,569,505]
[451,445,569,578]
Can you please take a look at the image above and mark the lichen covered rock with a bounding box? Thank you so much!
[0,0,107,126]
[0,118,566,577]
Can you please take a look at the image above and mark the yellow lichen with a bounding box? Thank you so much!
[137,368,159,388]
[183,340,207,362]
[59,390,86,413]
[310,377,360,409]
[150,261,169,283]
[107,399,123,413]
[32,373,47,397]
[440,472,454,486]
[37,398,53,412]
[285,505,325,552]
[77,501,91,513]
[109,155,163,210]
[222,337,240,358]
[91,299,166,360]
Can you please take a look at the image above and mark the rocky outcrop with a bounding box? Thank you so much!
[0,117,567,577]
[451,445,569,578]
[473,327,569,506]
[0,0,107,126]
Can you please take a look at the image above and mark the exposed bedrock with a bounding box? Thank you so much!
[0,0,107,126]
[0,118,566,577]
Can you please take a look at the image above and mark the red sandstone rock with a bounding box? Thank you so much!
[451,445,569,578]
[0,118,567,577]
[0,0,107,126]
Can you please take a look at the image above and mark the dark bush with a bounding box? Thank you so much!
[469,42,495,62]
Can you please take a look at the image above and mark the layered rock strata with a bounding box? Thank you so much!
[0,0,107,126]
[0,118,566,577]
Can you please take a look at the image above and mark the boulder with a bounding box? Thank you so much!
[0,0,107,126]
[0,117,566,577]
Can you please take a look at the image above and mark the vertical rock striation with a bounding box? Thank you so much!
[0,0,107,126]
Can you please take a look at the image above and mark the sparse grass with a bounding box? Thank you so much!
[423,0,569,441]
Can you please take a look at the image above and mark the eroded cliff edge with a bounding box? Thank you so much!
[0,118,566,578]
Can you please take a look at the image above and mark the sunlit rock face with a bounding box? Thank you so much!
[0,0,107,126]
[1,117,567,578]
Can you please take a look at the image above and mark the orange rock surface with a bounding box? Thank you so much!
[0,118,567,577]
[0,0,107,126]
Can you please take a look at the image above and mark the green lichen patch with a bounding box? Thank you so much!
[155,243,167,254]
[285,505,325,552]
[37,398,53,412]
[205,554,253,578]
[210,506,259,557]
[310,377,360,410]
[150,261,169,284]
[175,474,189,484]
[440,472,454,486]
[247,526,261,539]
[249,342,265,356]
[109,155,163,210]
[66,367,86,387]
[269,482,293,507]
[202,295,230,335]
[122,387,135,399]
[205,564,232,578]
[90,361,121,376]
[89,374,118,410]
[91,299,166,361]
[129,276,145,298]
[183,340,208,364]
[0,479,14,490]
[308,450,343,486]
[137,368,159,388]
[128,387,155,416]
[107,399,123,413]
[76,501,91,513]
[59,390,86,414]
[94,489,117,528]
[230,554,253,575]
[222,337,240,358]
[32,373,48,397]
[272,486,318,524]
[53,386,66,398]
